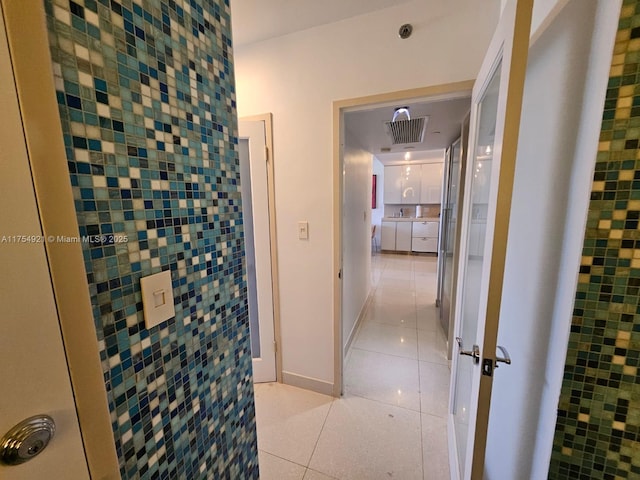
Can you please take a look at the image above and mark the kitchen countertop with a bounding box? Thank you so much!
[382,217,440,222]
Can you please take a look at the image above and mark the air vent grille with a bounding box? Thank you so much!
[384,117,427,145]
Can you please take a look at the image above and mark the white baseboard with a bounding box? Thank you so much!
[282,371,334,396]
[344,290,375,353]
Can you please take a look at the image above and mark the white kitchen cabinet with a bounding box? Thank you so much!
[412,237,438,253]
[384,165,422,205]
[401,165,421,204]
[396,221,412,251]
[420,163,443,204]
[412,220,439,253]
[381,221,397,250]
[383,166,403,204]
[412,220,439,238]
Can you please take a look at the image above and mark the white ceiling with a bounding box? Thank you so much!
[230,0,414,47]
[230,1,472,164]
[345,97,470,162]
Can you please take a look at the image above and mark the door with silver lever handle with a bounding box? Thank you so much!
[456,337,480,364]
[494,345,511,368]
[456,338,511,370]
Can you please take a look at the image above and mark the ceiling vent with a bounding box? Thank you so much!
[384,116,428,145]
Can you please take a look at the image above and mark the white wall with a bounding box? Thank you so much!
[342,128,373,348]
[372,157,385,248]
[484,0,620,478]
[234,0,500,387]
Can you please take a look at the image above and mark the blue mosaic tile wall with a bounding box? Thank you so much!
[43,0,258,478]
[549,1,640,478]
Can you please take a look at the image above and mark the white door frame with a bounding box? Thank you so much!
[2,1,120,477]
[447,0,533,477]
[332,81,474,397]
[239,114,283,383]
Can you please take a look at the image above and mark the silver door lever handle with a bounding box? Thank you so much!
[495,345,511,367]
[456,337,480,364]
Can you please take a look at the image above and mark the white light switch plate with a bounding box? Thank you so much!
[298,221,309,240]
[140,270,176,329]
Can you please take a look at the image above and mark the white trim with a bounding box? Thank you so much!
[344,288,374,353]
[448,415,462,480]
[282,371,334,396]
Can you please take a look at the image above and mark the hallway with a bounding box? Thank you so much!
[254,254,451,479]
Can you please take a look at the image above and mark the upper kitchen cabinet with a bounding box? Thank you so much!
[420,163,443,204]
[383,164,422,204]
[383,165,403,204]
[401,164,421,204]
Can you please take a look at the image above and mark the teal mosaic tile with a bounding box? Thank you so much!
[549,1,640,479]
[44,0,258,478]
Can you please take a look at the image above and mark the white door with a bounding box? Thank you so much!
[448,1,533,478]
[0,7,90,478]
[239,119,277,382]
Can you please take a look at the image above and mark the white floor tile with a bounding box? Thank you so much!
[309,395,423,480]
[254,383,333,466]
[365,303,417,329]
[421,414,450,480]
[419,361,450,418]
[258,450,306,480]
[345,348,421,411]
[373,286,416,302]
[416,303,440,332]
[303,469,339,480]
[255,253,452,480]
[418,329,448,365]
[353,322,418,360]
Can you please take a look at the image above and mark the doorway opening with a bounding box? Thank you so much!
[333,81,474,397]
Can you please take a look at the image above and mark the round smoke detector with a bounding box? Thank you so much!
[398,24,413,39]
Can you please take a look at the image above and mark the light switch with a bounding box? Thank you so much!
[153,289,165,308]
[298,221,309,240]
[140,270,176,329]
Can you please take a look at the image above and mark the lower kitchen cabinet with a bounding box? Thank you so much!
[396,222,412,252]
[412,237,438,252]
[412,220,439,253]
[381,221,412,252]
[381,220,439,253]
[381,221,397,250]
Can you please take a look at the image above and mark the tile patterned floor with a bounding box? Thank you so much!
[254,254,451,479]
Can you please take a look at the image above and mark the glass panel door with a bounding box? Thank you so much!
[238,138,261,358]
[439,136,463,343]
[452,61,501,479]
[447,0,533,478]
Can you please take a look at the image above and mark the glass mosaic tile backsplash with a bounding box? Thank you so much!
[44,0,258,477]
[550,0,640,478]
